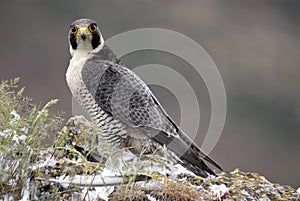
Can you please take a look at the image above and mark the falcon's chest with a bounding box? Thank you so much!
[66,51,91,100]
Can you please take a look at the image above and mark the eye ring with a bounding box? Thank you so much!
[70,25,78,34]
[88,23,97,32]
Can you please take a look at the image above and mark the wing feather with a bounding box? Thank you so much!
[81,60,222,175]
[82,60,179,137]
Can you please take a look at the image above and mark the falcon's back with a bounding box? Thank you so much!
[66,18,222,177]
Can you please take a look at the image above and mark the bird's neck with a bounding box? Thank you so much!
[94,45,122,64]
[69,44,121,66]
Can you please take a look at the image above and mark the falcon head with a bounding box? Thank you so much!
[68,18,104,55]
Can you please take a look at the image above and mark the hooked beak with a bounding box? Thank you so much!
[77,27,89,40]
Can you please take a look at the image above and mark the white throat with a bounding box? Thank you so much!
[67,39,104,83]
[69,33,105,57]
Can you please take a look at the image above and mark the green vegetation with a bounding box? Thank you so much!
[0,79,299,200]
[0,78,63,200]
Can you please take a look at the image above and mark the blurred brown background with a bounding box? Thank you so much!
[0,1,299,187]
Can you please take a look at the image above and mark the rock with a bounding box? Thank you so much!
[22,116,300,200]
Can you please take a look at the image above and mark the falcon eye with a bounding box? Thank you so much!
[70,25,78,34]
[88,23,97,32]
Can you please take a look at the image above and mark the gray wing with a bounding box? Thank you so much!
[81,60,222,176]
[82,60,179,138]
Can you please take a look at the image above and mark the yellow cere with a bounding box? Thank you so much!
[77,27,90,37]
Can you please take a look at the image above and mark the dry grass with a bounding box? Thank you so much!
[0,78,63,199]
[150,181,200,201]
[110,185,147,201]
[108,179,200,201]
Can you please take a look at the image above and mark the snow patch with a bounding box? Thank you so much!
[210,184,229,200]
[31,155,57,171]
[81,186,114,201]
[146,194,158,201]
[10,110,20,123]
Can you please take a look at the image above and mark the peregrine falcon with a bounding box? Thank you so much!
[66,18,222,177]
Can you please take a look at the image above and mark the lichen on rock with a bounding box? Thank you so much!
[0,80,299,200]
[25,116,299,201]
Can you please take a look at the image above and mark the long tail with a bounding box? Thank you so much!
[152,130,222,177]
